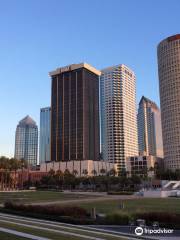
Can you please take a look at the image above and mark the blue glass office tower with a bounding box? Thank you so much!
[15,115,38,166]
[39,107,51,163]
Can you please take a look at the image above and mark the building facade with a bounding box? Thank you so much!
[39,107,51,164]
[137,96,164,158]
[14,115,38,166]
[157,34,180,170]
[126,155,163,177]
[100,64,138,173]
[40,160,116,177]
[50,63,100,163]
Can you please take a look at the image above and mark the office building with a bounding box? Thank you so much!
[137,96,164,158]
[100,64,138,173]
[50,63,100,163]
[15,115,38,166]
[39,107,51,164]
[126,155,163,177]
[157,34,180,170]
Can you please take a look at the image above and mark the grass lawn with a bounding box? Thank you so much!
[0,191,93,204]
[64,198,180,214]
[0,222,81,240]
[0,232,29,240]
[0,220,126,240]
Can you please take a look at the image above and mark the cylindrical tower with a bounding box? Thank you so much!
[157,34,180,170]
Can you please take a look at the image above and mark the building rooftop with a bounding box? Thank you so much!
[158,34,180,47]
[49,63,101,76]
[167,34,180,42]
[139,96,159,110]
[101,64,135,75]
[40,107,51,112]
[19,115,37,126]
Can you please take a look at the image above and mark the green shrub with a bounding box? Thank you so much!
[4,201,88,218]
[107,191,134,195]
[0,207,95,224]
[134,212,180,229]
[105,213,130,225]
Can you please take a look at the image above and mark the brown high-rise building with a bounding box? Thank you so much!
[49,63,101,162]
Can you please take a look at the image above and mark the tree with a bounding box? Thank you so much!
[119,168,127,177]
[100,168,106,176]
[108,168,117,177]
[82,169,88,176]
[72,169,78,177]
[48,169,55,177]
[55,170,64,188]
[64,169,71,176]
[91,169,97,176]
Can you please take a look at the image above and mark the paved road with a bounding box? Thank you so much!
[29,194,139,206]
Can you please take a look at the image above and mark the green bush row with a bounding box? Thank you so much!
[107,191,134,195]
[2,202,180,229]
[4,201,88,218]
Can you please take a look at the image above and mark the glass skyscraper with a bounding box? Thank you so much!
[14,115,38,166]
[39,107,51,163]
[137,96,164,158]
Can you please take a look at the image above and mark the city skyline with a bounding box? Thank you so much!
[0,0,180,157]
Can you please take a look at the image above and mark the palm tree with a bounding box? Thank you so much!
[108,168,117,177]
[9,158,21,189]
[64,169,71,176]
[100,168,106,176]
[55,170,64,189]
[48,169,55,177]
[72,169,78,177]
[82,169,88,176]
[91,169,97,176]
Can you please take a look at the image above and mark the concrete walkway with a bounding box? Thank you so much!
[29,194,139,206]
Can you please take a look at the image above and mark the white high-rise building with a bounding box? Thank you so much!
[137,96,164,158]
[157,34,180,170]
[100,64,138,173]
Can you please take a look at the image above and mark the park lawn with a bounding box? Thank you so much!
[65,198,180,214]
[0,232,29,240]
[0,221,125,240]
[0,191,93,204]
[0,221,80,240]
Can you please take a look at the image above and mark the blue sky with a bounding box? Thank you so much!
[0,0,179,157]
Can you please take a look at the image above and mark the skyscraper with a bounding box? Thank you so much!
[39,107,51,164]
[14,115,38,166]
[137,96,164,158]
[100,64,138,173]
[50,63,100,162]
[157,34,180,170]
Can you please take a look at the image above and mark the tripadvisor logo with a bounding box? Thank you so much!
[135,227,174,236]
[135,227,143,236]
